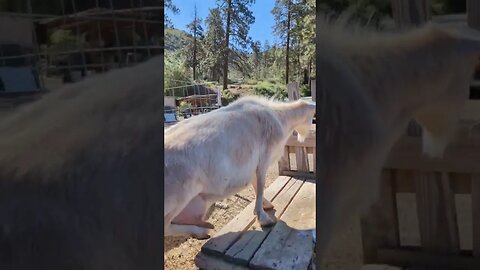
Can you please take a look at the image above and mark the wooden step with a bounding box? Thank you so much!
[195,176,316,270]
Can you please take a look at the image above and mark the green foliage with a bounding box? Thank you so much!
[185,5,204,80]
[166,0,315,96]
[272,0,315,85]
[165,28,191,51]
[200,8,225,82]
[300,84,311,97]
[254,80,287,100]
[221,89,240,105]
[217,0,256,88]
[165,0,180,27]
[319,0,392,28]
[431,0,466,15]
[164,50,191,92]
[48,30,88,52]
[179,101,192,109]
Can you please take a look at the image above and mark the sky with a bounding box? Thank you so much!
[166,0,278,47]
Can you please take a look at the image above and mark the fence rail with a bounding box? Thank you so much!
[361,120,480,269]
[278,125,316,179]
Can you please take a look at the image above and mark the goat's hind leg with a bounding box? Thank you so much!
[252,176,275,210]
[165,224,211,240]
[254,165,277,227]
[172,195,214,229]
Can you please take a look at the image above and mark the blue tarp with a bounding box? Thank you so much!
[0,67,40,93]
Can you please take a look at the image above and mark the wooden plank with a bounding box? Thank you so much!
[361,169,400,264]
[384,138,480,173]
[280,180,315,230]
[414,172,460,254]
[311,79,316,101]
[279,170,315,179]
[195,252,249,270]
[295,146,308,172]
[393,170,415,193]
[394,171,472,195]
[285,134,315,148]
[377,248,480,269]
[278,146,290,174]
[312,147,316,175]
[473,173,480,257]
[224,178,305,265]
[450,173,472,194]
[202,176,292,255]
[249,220,314,270]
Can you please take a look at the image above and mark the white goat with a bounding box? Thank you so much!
[164,96,315,239]
[316,18,480,261]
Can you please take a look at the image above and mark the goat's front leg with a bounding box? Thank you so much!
[254,167,277,227]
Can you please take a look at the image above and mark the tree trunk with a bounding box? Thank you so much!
[193,28,197,81]
[222,0,232,90]
[285,0,291,85]
[391,0,431,29]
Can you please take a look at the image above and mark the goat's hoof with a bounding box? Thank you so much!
[193,234,211,240]
[198,221,215,229]
[191,227,211,240]
[258,215,277,227]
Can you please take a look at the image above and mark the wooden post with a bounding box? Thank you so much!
[391,0,431,29]
[360,169,400,264]
[311,79,316,102]
[473,174,480,257]
[287,82,309,173]
[467,0,480,31]
[278,147,290,175]
[287,82,300,101]
[415,172,460,255]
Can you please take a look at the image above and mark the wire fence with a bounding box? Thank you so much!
[164,81,223,122]
[0,0,163,95]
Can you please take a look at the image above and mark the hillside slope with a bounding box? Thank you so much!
[165,27,191,51]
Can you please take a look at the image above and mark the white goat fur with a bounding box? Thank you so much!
[316,18,480,261]
[164,96,315,238]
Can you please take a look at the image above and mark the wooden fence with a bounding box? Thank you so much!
[278,81,316,179]
[278,125,316,179]
[361,120,480,269]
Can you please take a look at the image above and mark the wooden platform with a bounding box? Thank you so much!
[195,176,316,270]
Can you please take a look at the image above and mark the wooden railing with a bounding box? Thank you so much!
[278,125,316,179]
[361,120,480,269]
[279,81,317,179]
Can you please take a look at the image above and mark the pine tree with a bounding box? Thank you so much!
[165,0,179,27]
[293,0,315,85]
[202,7,225,82]
[262,40,272,78]
[272,0,295,84]
[251,41,262,80]
[186,4,204,81]
[217,0,255,89]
